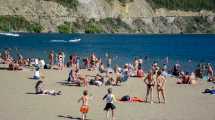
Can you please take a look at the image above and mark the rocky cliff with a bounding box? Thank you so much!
[0,0,214,33]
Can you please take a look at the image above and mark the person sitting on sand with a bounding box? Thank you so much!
[156,71,166,103]
[99,63,106,73]
[67,69,79,83]
[33,66,40,80]
[173,64,181,77]
[177,72,190,84]
[114,66,129,86]
[106,72,115,86]
[35,80,61,95]
[67,68,88,87]
[90,74,104,86]
[78,90,92,120]
[144,71,156,104]
[78,75,88,87]
[17,53,24,66]
[161,68,168,78]
[103,88,117,120]
[137,65,144,78]
[8,60,22,71]
[39,58,45,68]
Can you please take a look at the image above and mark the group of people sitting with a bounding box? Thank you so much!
[0,49,27,70]
[176,72,197,84]
[67,67,88,87]
[64,54,147,87]
[173,63,214,84]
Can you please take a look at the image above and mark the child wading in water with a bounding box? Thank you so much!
[103,88,117,120]
[78,90,91,120]
[156,71,166,103]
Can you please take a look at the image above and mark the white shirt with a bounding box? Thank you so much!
[105,94,116,103]
[34,71,40,77]
[40,60,45,67]
[35,59,39,65]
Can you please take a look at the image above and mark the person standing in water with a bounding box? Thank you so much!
[103,88,117,120]
[78,90,91,120]
[156,71,166,103]
[58,52,63,70]
[61,50,65,66]
[49,50,54,65]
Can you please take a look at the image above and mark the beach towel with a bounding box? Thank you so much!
[203,89,215,95]
[130,97,144,102]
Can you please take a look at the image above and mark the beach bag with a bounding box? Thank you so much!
[89,79,96,85]
[44,64,51,69]
[121,95,130,101]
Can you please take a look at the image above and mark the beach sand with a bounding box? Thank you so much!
[0,65,214,120]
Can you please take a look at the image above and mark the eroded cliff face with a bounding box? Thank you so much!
[0,0,214,33]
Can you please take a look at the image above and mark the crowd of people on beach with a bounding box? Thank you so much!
[0,48,214,120]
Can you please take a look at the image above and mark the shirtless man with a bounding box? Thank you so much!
[156,71,166,104]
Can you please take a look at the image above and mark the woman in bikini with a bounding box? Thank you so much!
[144,70,156,104]
[58,52,63,70]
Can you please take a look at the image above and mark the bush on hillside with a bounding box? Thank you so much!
[0,15,43,32]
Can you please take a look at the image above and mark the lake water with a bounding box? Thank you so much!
[0,33,215,72]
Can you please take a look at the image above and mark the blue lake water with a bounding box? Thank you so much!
[0,33,215,72]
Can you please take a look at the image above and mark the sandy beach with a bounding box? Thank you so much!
[0,64,214,120]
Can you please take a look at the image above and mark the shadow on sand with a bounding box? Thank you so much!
[56,81,81,87]
[58,115,92,120]
[25,92,37,95]
[0,67,9,70]
[57,115,82,120]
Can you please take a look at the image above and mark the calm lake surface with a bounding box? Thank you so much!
[0,33,215,72]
